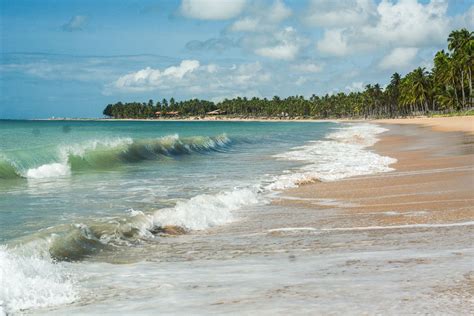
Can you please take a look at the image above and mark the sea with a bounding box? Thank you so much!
[0,120,395,315]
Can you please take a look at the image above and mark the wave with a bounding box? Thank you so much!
[0,134,231,179]
[268,123,397,190]
[0,246,77,315]
[0,123,396,313]
[0,187,258,314]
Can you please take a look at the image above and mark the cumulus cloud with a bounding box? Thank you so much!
[111,60,200,92]
[314,0,451,57]
[304,0,376,27]
[230,17,260,32]
[186,1,297,60]
[230,0,291,32]
[107,60,271,96]
[378,47,418,70]
[62,15,87,32]
[180,0,246,20]
[250,26,307,60]
[316,29,349,56]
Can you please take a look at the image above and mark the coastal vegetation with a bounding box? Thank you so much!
[103,29,473,119]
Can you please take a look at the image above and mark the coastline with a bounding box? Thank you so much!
[4,116,472,314]
[279,117,474,226]
[267,117,474,312]
[28,115,474,130]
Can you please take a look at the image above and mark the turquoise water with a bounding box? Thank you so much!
[1,120,399,314]
[0,120,333,244]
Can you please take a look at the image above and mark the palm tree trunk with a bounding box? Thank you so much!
[452,76,460,110]
[468,67,473,107]
[461,70,466,109]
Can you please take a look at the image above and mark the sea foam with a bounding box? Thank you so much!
[269,123,396,190]
[0,246,77,315]
[26,162,71,179]
[153,188,261,230]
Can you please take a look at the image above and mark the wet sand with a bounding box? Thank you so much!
[278,122,474,228]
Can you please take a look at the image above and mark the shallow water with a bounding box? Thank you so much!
[0,120,396,314]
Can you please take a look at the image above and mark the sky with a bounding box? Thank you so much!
[0,0,473,119]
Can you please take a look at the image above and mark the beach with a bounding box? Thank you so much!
[1,117,473,315]
[269,116,474,313]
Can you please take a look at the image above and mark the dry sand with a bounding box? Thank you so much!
[277,120,474,228]
[376,115,474,134]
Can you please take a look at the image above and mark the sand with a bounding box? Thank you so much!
[262,117,474,313]
[376,115,474,134]
[277,122,474,228]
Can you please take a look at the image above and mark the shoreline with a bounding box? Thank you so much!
[24,115,474,132]
[280,116,473,226]
[4,116,472,314]
[262,116,473,312]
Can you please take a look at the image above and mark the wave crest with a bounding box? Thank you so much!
[0,134,231,179]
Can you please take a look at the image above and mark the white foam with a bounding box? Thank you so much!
[26,162,71,179]
[0,246,77,314]
[59,137,133,158]
[153,188,261,230]
[322,221,474,232]
[268,227,318,232]
[268,123,397,190]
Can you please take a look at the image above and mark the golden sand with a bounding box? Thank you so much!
[276,117,474,228]
[376,116,474,134]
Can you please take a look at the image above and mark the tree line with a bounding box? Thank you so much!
[103,29,473,119]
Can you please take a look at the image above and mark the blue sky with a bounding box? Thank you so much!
[1,0,473,118]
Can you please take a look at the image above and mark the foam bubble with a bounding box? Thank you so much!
[0,246,77,314]
[153,188,261,230]
[26,162,71,179]
[269,123,397,190]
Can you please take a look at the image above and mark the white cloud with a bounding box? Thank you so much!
[108,60,271,97]
[451,5,474,30]
[312,0,451,57]
[253,27,306,60]
[112,60,200,92]
[266,0,292,23]
[363,0,449,47]
[180,0,246,20]
[62,15,87,32]
[378,47,418,70]
[304,0,375,27]
[316,29,349,56]
[291,63,323,73]
[255,43,299,60]
[345,81,365,92]
[230,0,291,32]
[230,17,259,32]
[295,76,309,86]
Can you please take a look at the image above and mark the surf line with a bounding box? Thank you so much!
[267,221,474,233]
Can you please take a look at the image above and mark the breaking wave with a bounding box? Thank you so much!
[0,123,397,314]
[0,134,231,179]
[0,246,77,315]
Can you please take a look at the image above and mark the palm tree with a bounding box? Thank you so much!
[448,29,473,109]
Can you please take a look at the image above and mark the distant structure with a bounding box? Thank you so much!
[206,109,226,115]
[155,111,180,117]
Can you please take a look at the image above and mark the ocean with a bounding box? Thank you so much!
[0,120,395,314]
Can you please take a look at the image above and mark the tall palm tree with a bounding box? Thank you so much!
[448,29,473,109]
